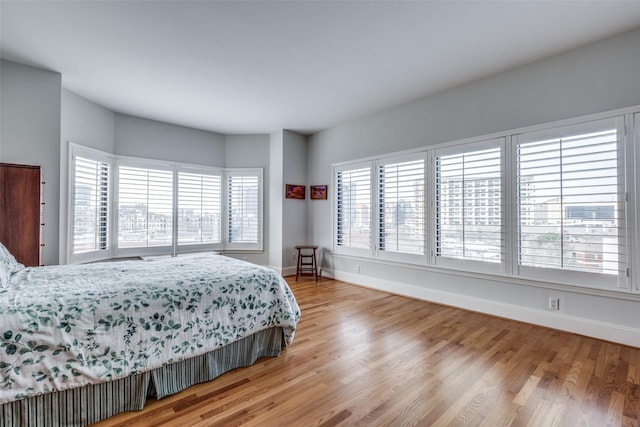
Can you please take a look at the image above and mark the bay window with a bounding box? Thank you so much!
[68,144,262,261]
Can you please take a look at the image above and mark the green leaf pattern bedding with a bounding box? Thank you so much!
[0,253,300,404]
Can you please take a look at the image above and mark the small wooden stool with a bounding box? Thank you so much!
[295,245,318,281]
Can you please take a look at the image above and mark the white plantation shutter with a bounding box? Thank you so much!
[71,155,110,256]
[378,157,425,257]
[516,117,626,288]
[226,170,262,250]
[336,163,372,252]
[117,165,173,248]
[178,171,222,245]
[435,139,504,271]
[69,145,264,259]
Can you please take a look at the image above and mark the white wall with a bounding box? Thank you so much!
[225,134,271,266]
[0,59,61,266]
[307,28,640,346]
[115,113,225,166]
[60,89,116,263]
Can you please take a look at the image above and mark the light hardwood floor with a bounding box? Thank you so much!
[93,277,640,426]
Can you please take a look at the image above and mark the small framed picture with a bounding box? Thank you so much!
[285,184,305,199]
[310,185,328,200]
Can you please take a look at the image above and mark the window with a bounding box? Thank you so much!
[117,164,173,249]
[331,113,631,292]
[226,169,262,251]
[378,156,425,260]
[70,148,111,262]
[178,171,222,246]
[68,145,263,261]
[435,139,504,271]
[335,163,372,254]
[515,117,626,288]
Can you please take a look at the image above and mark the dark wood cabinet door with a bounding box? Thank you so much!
[0,163,42,266]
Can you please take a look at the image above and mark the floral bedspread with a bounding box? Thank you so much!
[0,253,300,404]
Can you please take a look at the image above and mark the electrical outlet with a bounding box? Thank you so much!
[356,265,361,273]
[548,297,560,311]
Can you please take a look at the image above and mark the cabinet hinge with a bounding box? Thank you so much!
[627,267,630,278]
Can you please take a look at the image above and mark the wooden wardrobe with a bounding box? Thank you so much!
[0,163,43,266]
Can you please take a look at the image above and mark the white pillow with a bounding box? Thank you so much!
[0,242,25,288]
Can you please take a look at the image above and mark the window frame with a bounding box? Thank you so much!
[176,166,224,253]
[512,117,628,291]
[333,161,375,258]
[114,157,175,258]
[376,153,427,264]
[224,168,264,252]
[432,137,506,274]
[68,143,115,264]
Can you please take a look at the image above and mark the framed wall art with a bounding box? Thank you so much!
[285,184,305,199]
[310,185,328,200]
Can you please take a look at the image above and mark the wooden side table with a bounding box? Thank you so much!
[295,245,318,281]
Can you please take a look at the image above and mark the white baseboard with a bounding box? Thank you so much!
[282,266,297,277]
[329,269,640,348]
[267,265,298,277]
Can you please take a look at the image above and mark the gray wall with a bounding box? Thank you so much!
[267,129,308,274]
[0,59,61,265]
[61,89,116,154]
[282,130,308,273]
[115,113,225,166]
[307,28,640,345]
[268,130,284,271]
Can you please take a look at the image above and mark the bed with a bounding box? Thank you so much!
[0,246,300,427]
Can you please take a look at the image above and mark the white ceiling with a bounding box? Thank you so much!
[2,1,640,135]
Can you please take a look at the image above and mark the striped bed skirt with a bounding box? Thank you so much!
[0,327,284,427]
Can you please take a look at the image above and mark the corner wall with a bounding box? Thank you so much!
[281,130,307,275]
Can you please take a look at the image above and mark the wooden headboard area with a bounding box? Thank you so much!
[0,163,42,267]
